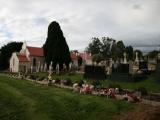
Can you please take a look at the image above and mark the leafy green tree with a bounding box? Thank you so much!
[86,37,102,55]
[125,46,133,60]
[101,37,115,59]
[0,42,23,70]
[43,21,71,70]
[148,50,159,59]
[116,41,125,61]
[92,54,104,64]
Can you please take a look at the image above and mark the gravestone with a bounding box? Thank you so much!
[156,63,160,83]
[83,65,106,80]
[111,63,133,82]
[139,61,148,70]
[139,61,149,74]
[135,52,139,63]
[123,52,127,64]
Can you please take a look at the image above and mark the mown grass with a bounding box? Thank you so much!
[0,75,132,120]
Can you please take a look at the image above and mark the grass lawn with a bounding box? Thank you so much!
[0,75,132,120]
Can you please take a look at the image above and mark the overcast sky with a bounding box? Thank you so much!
[0,0,160,52]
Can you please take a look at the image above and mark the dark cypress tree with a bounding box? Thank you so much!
[43,21,71,70]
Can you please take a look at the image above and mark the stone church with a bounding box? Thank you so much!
[10,42,44,73]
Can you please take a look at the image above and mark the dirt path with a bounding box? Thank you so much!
[114,103,160,120]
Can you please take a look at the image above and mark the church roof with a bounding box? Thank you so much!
[27,46,44,57]
[17,54,29,62]
[70,52,92,61]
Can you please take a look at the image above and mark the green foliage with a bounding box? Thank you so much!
[147,50,159,59]
[125,46,133,60]
[136,87,148,96]
[65,78,73,86]
[86,37,102,55]
[87,37,126,61]
[43,21,71,70]
[92,80,101,88]
[116,41,125,60]
[78,80,84,86]
[92,53,104,64]
[0,42,23,70]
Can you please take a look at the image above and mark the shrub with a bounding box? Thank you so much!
[55,78,61,84]
[108,83,123,92]
[78,80,84,87]
[92,80,101,88]
[136,87,148,96]
[65,78,73,86]
[133,74,147,82]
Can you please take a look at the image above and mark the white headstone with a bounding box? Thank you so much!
[44,63,47,71]
[135,52,139,63]
[31,66,33,73]
[56,63,59,75]
[49,61,53,74]
[123,52,127,64]
[69,62,72,70]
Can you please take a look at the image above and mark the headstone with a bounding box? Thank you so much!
[135,52,139,63]
[84,65,106,80]
[44,63,47,72]
[69,62,72,71]
[129,61,133,74]
[156,63,160,83]
[31,66,33,73]
[56,63,59,75]
[157,53,160,63]
[139,61,148,70]
[123,52,127,64]
[41,65,43,72]
[49,61,53,74]
[111,63,132,82]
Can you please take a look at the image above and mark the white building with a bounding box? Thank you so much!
[10,42,44,73]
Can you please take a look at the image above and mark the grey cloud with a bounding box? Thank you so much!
[0,0,160,52]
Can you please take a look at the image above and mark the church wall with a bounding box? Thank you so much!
[9,53,19,73]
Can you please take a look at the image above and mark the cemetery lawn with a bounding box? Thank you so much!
[0,75,132,120]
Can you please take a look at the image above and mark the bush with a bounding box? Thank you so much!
[65,78,73,86]
[55,78,61,84]
[29,75,38,80]
[133,74,147,82]
[92,80,101,88]
[136,87,148,96]
[37,77,45,81]
[108,83,123,92]
[78,80,84,87]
